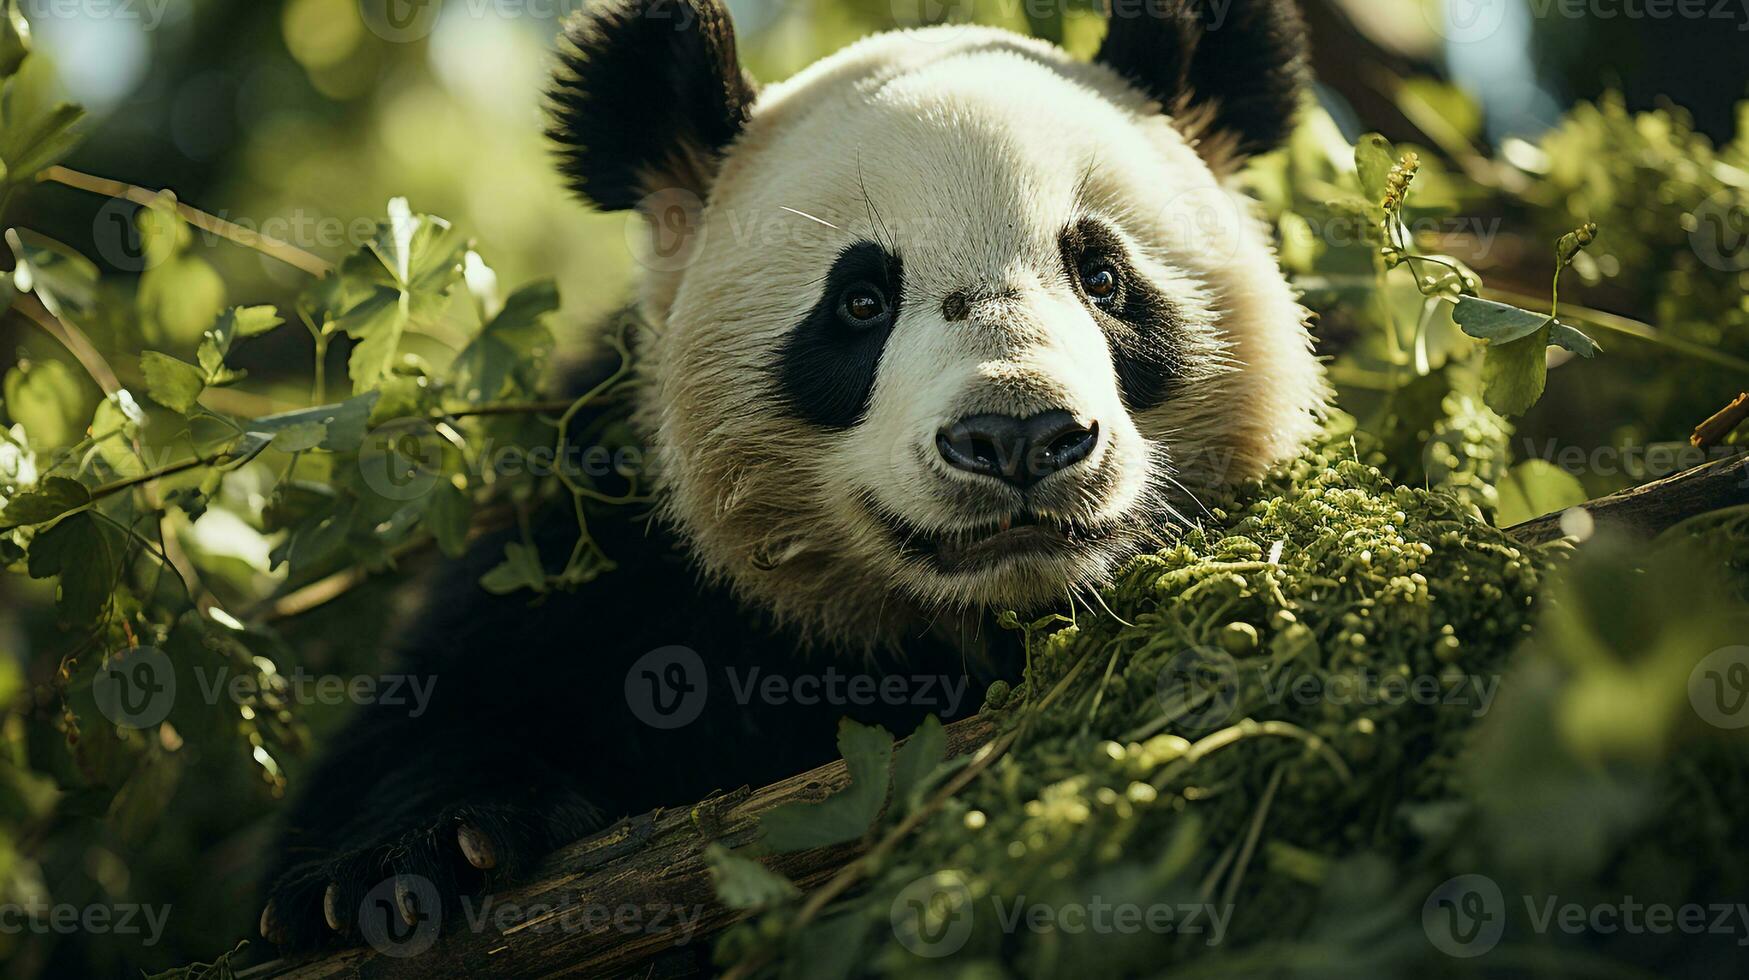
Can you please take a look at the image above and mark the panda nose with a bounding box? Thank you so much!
[935,411,1099,489]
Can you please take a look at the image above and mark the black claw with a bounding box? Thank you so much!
[259,900,285,944]
[394,876,421,927]
[457,822,498,870]
[323,882,344,932]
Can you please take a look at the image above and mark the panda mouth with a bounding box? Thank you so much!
[876,508,1113,575]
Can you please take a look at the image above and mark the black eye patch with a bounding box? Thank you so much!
[774,241,904,429]
[1060,218,1183,412]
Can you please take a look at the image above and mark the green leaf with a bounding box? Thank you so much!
[0,102,82,183]
[195,336,243,387]
[229,305,284,339]
[372,197,465,295]
[91,391,145,479]
[335,289,407,392]
[425,481,471,558]
[889,714,946,807]
[704,844,799,911]
[1548,321,1600,358]
[761,719,895,852]
[246,392,379,453]
[7,230,97,319]
[1481,329,1549,418]
[479,542,547,595]
[25,511,121,626]
[1353,133,1397,209]
[451,279,558,402]
[269,422,327,454]
[1495,459,1589,527]
[0,475,89,528]
[140,351,206,415]
[3,358,91,448]
[0,0,31,79]
[1452,295,1552,345]
[781,913,866,980]
[269,498,354,574]
[226,431,275,466]
[139,254,227,346]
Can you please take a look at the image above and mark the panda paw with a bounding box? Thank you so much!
[260,798,598,951]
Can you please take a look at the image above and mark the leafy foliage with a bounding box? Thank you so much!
[711,440,1749,977]
[0,3,1746,975]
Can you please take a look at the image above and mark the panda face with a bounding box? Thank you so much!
[551,7,1325,644]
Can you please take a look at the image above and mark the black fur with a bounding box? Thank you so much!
[1061,218,1184,412]
[774,241,905,429]
[259,349,1011,950]
[547,0,757,210]
[1095,0,1310,157]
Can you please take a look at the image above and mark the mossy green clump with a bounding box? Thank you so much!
[718,441,1749,979]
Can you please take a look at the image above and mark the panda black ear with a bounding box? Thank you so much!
[1095,0,1309,159]
[547,0,757,211]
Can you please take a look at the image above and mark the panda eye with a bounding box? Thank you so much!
[838,284,890,328]
[1080,262,1120,305]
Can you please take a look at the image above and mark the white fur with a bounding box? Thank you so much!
[630,27,1326,647]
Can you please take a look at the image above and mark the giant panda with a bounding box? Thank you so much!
[260,0,1326,951]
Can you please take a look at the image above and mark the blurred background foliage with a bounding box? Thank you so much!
[0,0,1745,976]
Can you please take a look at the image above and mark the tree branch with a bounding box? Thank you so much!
[240,452,1749,979]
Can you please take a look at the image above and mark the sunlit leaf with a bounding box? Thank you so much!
[0,475,88,528]
[451,279,558,402]
[1353,133,1396,210]
[7,229,97,319]
[0,0,30,80]
[3,358,92,448]
[92,391,145,479]
[1494,459,1588,527]
[140,351,205,415]
[139,254,227,346]
[0,101,82,183]
[1547,321,1600,358]
[246,392,379,453]
[1452,295,1551,345]
[1480,329,1549,418]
